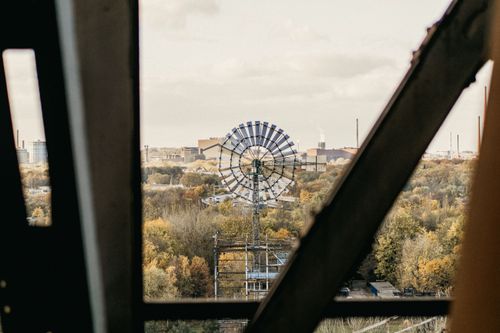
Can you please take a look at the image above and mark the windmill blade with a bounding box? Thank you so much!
[263,178,278,200]
[231,127,246,147]
[221,172,240,186]
[279,168,295,181]
[273,134,290,152]
[229,129,246,153]
[219,141,244,157]
[280,149,297,158]
[238,123,252,149]
[263,163,295,181]
[246,121,256,146]
[255,121,262,146]
[268,128,284,150]
[263,124,277,148]
[261,122,270,147]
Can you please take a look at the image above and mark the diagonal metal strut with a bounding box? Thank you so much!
[246,0,492,332]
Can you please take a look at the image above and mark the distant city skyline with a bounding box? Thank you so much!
[3,1,492,153]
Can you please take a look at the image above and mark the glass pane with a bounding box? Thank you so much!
[140,0,489,302]
[3,49,51,227]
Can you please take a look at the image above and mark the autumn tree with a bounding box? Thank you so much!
[147,172,171,185]
[189,256,212,297]
[374,208,421,284]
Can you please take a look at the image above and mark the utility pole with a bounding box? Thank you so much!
[457,134,460,159]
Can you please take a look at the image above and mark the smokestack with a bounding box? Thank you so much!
[457,134,460,158]
[356,118,359,148]
[22,140,25,149]
[479,85,488,153]
[485,86,488,119]
[449,132,453,159]
[478,116,481,154]
[16,129,19,148]
[144,145,149,163]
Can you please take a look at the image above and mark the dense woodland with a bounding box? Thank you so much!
[141,158,473,301]
[20,159,473,332]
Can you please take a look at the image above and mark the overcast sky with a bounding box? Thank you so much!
[140,0,492,153]
[3,0,492,153]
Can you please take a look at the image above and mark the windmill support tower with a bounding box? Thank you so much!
[251,159,261,244]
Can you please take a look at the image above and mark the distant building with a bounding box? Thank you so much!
[181,146,202,163]
[423,151,477,160]
[31,140,48,164]
[306,147,356,162]
[16,148,30,164]
[198,137,224,160]
[368,281,400,298]
[162,147,182,162]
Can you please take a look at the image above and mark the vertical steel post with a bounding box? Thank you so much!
[252,159,261,245]
[265,235,269,292]
[245,238,249,300]
[214,232,218,299]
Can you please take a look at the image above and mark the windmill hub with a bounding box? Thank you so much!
[251,159,261,173]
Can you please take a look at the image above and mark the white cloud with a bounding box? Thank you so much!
[200,52,396,81]
[273,19,330,42]
[141,0,219,30]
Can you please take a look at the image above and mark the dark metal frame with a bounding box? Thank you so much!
[0,0,492,331]
[0,2,93,332]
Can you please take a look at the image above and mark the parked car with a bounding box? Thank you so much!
[338,287,350,297]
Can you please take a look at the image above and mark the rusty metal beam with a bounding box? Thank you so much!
[142,299,451,320]
[451,2,500,331]
[55,0,140,332]
[246,1,492,332]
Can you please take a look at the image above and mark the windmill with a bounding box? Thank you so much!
[213,121,325,298]
[218,121,324,245]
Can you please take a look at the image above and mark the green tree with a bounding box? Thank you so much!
[148,172,171,184]
[180,173,205,187]
[144,265,178,301]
